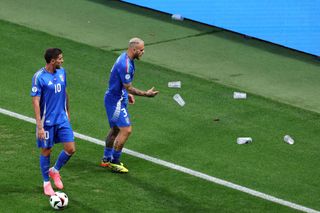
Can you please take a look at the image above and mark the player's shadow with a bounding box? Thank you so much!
[65,157,211,212]
[65,198,102,213]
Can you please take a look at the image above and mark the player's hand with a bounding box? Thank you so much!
[145,87,159,97]
[128,94,135,104]
[37,127,45,140]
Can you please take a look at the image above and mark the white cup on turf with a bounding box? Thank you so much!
[233,92,247,99]
[173,94,185,106]
[284,135,294,145]
[168,81,181,88]
[237,137,252,144]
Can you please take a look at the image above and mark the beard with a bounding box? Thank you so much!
[134,53,142,60]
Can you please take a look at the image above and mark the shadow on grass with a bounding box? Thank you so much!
[66,156,212,212]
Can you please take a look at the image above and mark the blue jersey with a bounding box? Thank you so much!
[30,67,69,126]
[105,52,135,101]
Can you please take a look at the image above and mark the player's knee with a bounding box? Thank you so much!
[66,147,76,155]
[119,126,132,137]
[125,127,132,136]
[70,149,76,155]
[41,148,52,156]
[112,127,120,135]
[64,143,76,155]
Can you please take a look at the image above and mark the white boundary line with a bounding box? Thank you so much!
[0,107,318,213]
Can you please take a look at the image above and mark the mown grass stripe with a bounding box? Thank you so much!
[1,107,318,213]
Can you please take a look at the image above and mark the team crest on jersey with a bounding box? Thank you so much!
[125,74,130,80]
[32,87,38,92]
[59,74,64,82]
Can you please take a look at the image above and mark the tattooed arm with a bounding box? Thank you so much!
[123,83,159,97]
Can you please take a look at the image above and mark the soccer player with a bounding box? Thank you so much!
[31,48,76,196]
[101,38,158,173]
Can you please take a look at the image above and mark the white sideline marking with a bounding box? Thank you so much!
[0,107,319,213]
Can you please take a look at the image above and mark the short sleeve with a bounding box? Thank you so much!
[30,72,42,97]
[119,61,133,85]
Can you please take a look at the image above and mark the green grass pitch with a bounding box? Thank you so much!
[0,18,319,213]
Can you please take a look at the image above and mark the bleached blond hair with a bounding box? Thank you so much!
[129,37,144,48]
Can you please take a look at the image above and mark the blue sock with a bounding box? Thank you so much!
[112,150,122,164]
[54,151,71,171]
[104,147,114,161]
[40,155,50,182]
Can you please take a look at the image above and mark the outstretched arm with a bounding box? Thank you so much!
[124,83,159,97]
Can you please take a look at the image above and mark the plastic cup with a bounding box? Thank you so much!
[237,137,252,144]
[173,94,185,106]
[284,135,294,145]
[168,81,181,88]
[233,92,247,99]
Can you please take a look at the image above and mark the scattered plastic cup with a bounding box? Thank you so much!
[168,81,181,88]
[237,137,252,145]
[171,14,184,21]
[173,94,185,106]
[233,92,247,99]
[284,135,294,145]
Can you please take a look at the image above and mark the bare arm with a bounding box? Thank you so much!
[128,94,135,104]
[66,91,70,120]
[124,83,159,97]
[32,96,45,140]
